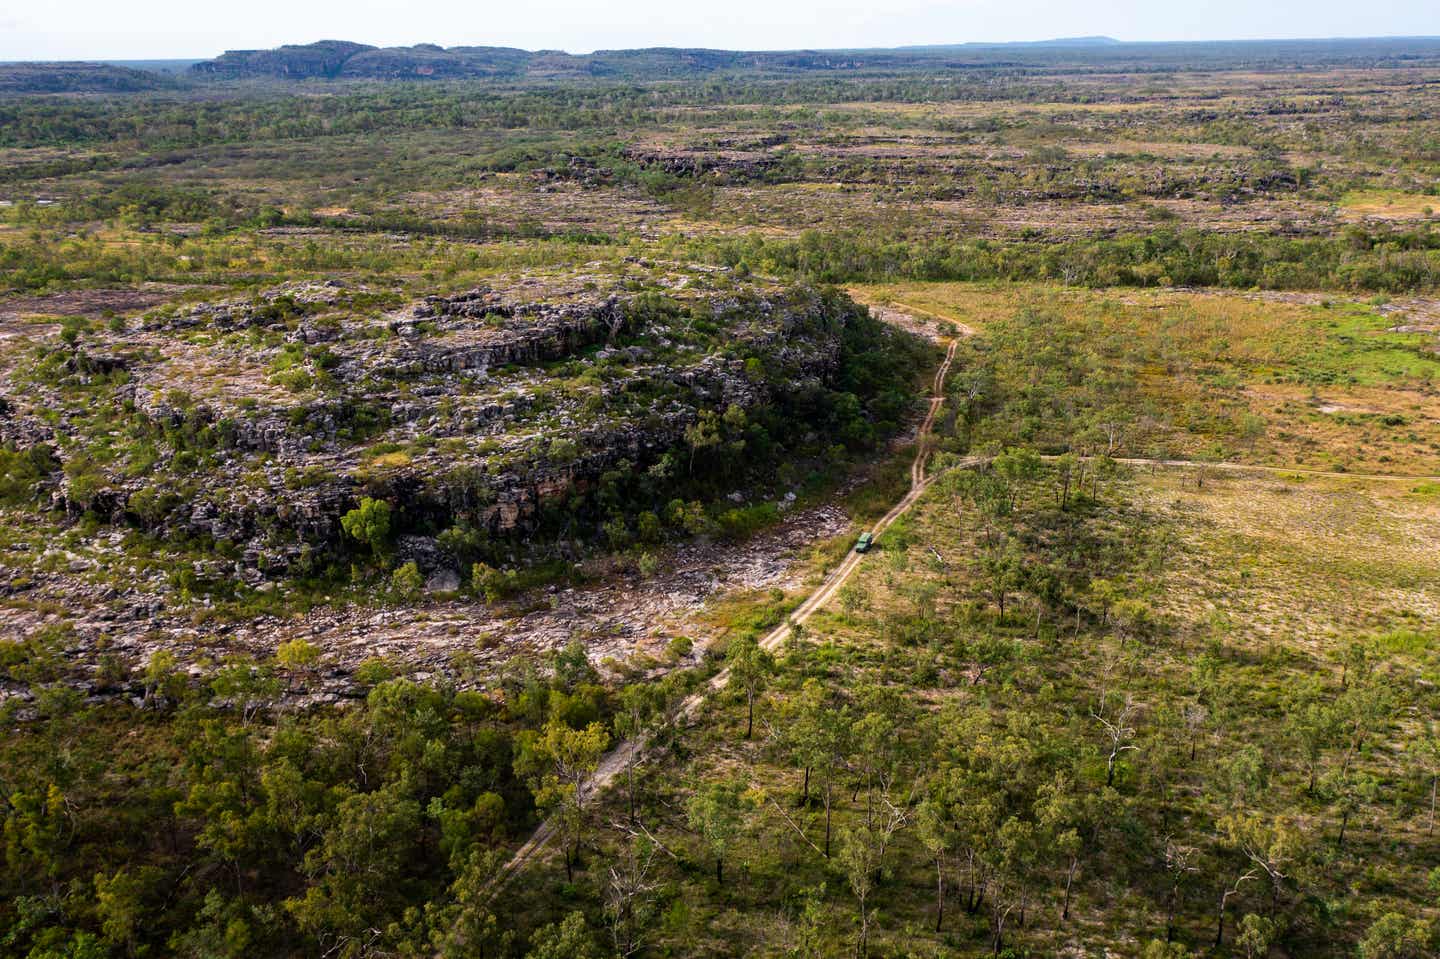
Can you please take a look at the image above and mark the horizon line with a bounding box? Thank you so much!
[7,32,1440,65]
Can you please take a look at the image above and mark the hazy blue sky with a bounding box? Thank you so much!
[2,0,1436,61]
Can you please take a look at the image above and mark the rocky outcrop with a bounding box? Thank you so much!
[375,291,628,377]
[621,148,792,183]
[11,278,891,578]
[192,41,377,79]
[0,62,171,94]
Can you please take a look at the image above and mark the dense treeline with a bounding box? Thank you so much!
[8,66,1393,150]
[0,81,1032,150]
[0,640,667,957]
[691,227,1440,293]
[6,225,1440,298]
[3,183,592,236]
[0,229,610,291]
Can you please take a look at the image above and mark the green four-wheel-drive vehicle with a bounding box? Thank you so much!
[854,531,874,553]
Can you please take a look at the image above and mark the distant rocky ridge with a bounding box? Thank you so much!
[0,61,173,93]
[8,37,1440,90]
[183,36,1440,82]
[188,41,934,81]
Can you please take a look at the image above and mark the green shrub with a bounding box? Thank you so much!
[341,497,393,558]
[390,561,423,601]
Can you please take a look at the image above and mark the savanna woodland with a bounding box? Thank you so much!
[5,33,1440,959]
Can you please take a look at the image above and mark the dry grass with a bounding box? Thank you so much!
[1135,467,1440,654]
[1341,190,1440,220]
[855,282,1440,473]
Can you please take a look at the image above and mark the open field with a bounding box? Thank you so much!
[857,283,1440,474]
[1140,468,1440,650]
[1343,191,1440,221]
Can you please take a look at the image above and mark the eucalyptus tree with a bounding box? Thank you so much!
[686,776,753,885]
[615,682,666,821]
[727,635,775,740]
[514,718,611,882]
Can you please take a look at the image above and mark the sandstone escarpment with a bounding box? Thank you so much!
[3,274,913,581]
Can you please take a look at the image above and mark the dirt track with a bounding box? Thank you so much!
[461,307,1440,897]
[488,314,971,894]
[1110,456,1440,483]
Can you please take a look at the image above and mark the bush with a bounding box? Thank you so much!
[1360,913,1433,959]
[472,562,520,604]
[390,561,423,601]
[0,444,58,504]
[715,502,780,540]
[341,497,393,558]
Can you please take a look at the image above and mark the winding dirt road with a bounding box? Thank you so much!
[488,317,968,894]
[484,303,1440,896]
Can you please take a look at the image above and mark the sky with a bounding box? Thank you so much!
[1,0,1437,61]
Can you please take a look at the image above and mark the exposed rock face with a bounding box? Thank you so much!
[382,289,628,376]
[191,41,379,79]
[0,497,853,711]
[192,42,541,80]
[621,148,793,184]
[0,62,170,94]
[4,276,899,578]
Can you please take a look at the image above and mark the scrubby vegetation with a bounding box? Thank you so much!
[533,457,1440,959]
[5,34,1440,959]
[0,641,666,958]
